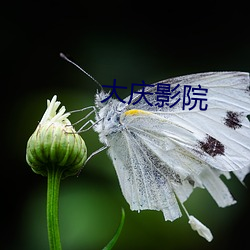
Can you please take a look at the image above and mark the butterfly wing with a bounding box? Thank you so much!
[106,124,182,221]
[123,72,250,173]
[105,72,249,221]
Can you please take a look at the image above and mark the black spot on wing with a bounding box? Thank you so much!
[224,111,243,130]
[199,135,225,157]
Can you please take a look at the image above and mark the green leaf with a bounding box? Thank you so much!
[102,208,125,250]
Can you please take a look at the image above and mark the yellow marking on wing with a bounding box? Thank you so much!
[124,109,152,116]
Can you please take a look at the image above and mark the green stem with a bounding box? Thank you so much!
[47,165,63,250]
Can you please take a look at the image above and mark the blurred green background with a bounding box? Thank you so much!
[2,2,250,250]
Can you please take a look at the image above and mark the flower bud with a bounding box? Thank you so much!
[26,95,87,178]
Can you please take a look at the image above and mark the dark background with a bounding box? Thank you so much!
[2,1,250,250]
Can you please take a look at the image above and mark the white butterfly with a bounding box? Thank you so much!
[86,71,249,242]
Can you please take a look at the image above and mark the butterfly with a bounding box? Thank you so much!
[60,55,250,241]
[90,72,250,241]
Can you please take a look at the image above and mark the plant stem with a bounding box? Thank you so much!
[47,165,63,250]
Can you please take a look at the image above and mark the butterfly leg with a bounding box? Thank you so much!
[85,145,108,165]
[77,145,108,176]
[77,119,98,132]
[68,106,102,132]
[70,106,96,126]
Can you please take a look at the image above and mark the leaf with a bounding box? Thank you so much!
[102,208,125,250]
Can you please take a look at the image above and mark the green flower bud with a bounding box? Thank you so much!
[26,95,87,178]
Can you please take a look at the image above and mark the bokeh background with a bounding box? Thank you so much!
[2,1,250,250]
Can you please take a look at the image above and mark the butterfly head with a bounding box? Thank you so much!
[94,89,112,109]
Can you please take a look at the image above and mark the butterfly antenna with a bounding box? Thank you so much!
[60,53,103,91]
